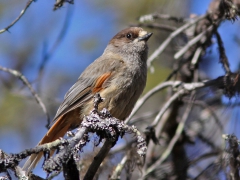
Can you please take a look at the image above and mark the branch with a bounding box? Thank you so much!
[189,151,220,166]
[139,13,186,23]
[132,23,177,32]
[222,134,240,180]
[142,101,193,178]
[125,81,181,124]
[146,14,206,71]
[1,94,146,179]
[110,155,128,180]
[83,140,114,180]
[190,47,203,68]
[54,0,74,10]
[0,139,69,170]
[44,95,147,178]
[151,89,185,128]
[185,99,223,130]
[0,0,34,34]
[174,25,214,60]
[215,31,231,74]
[0,65,50,127]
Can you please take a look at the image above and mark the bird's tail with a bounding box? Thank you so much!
[22,115,70,173]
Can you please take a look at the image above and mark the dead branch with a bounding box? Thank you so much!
[0,0,34,34]
[0,65,50,127]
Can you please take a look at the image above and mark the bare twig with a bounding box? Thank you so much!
[189,151,220,166]
[174,25,214,59]
[0,0,34,34]
[110,154,128,180]
[108,140,134,156]
[83,140,114,180]
[143,106,171,172]
[54,0,74,10]
[142,100,193,179]
[215,31,231,74]
[219,0,240,21]
[42,127,87,173]
[165,61,188,81]
[205,72,240,97]
[127,79,218,126]
[222,134,240,180]
[191,47,203,68]
[147,14,206,71]
[129,111,158,125]
[139,13,186,23]
[125,81,181,124]
[132,23,177,32]
[0,138,69,170]
[194,161,219,179]
[0,65,50,126]
[183,99,223,130]
[151,89,185,127]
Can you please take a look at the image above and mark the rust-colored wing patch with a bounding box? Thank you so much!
[93,72,111,93]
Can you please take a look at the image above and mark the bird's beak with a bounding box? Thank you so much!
[138,31,153,42]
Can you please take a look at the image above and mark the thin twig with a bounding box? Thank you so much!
[125,81,181,124]
[132,23,177,32]
[129,111,158,125]
[148,81,208,132]
[142,100,193,179]
[0,65,50,125]
[0,137,69,170]
[109,140,134,156]
[191,47,203,68]
[151,89,185,127]
[110,154,128,179]
[147,14,207,71]
[165,61,187,81]
[139,13,186,23]
[174,25,213,59]
[215,31,231,74]
[83,140,114,180]
[127,80,211,126]
[0,0,34,34]
[223,134,240,180]
[143,107,171,172]
[193,162,219,179]
[189,151,220,166]
[54,0,74,10]
[183,99,223,131]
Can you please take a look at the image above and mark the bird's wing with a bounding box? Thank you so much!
[52,55,123,122]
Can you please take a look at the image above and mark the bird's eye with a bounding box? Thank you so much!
[126,33,132,39]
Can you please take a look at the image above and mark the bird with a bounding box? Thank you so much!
[23,27,152,172]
